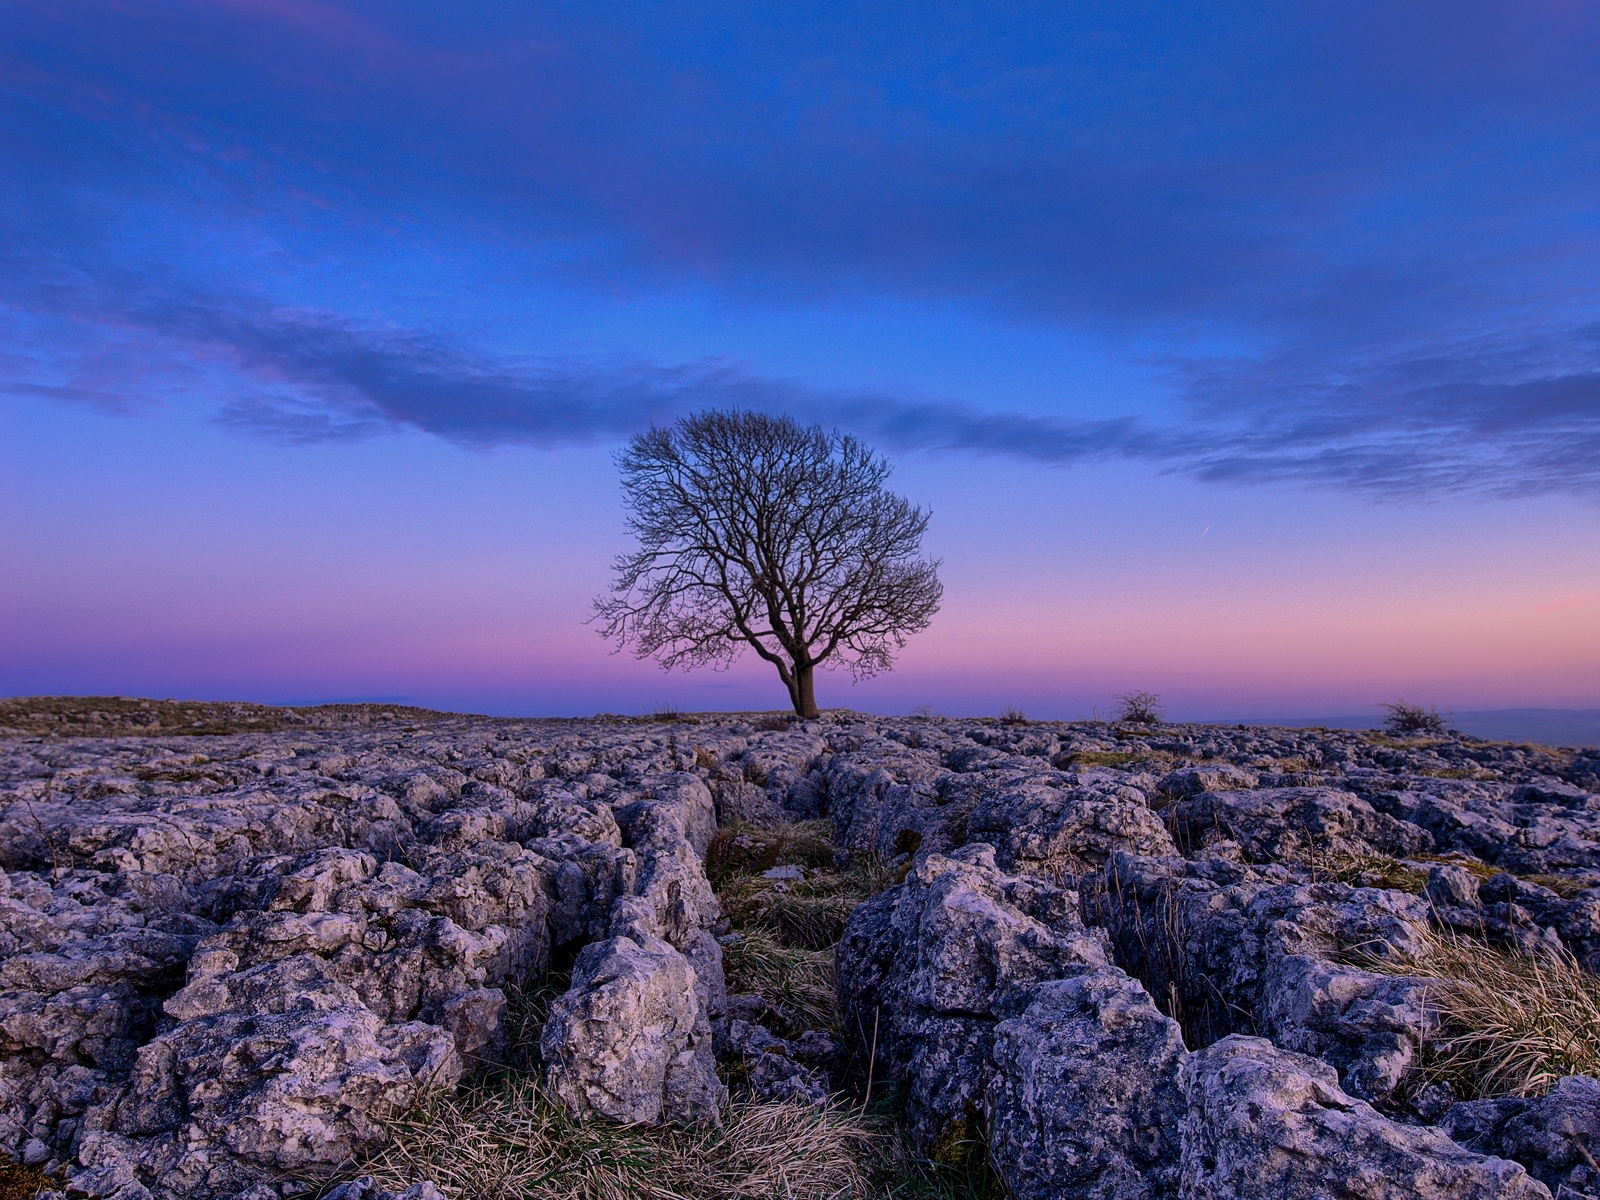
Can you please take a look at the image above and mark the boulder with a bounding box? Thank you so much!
[988,968,1186,1200]
[1180,1036,1548,1200]
[540,934,724,1126]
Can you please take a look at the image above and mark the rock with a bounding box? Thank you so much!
[1167,787,1433,863]
[5,706,1598,1200]
[966,779,1177,876]
[540,934,724,1126]
[1181,1035,1549,1199]
[1158,765,1260,798]
[713,780,793,827]
[1442,1074,1600,1198]
[323,1177,446,1200]
[719,1019,830,1105]
[1427,863,1482,909]
[836,844,1109,1150]
[1090,851,1440,1104]
[987,967,1186,1200]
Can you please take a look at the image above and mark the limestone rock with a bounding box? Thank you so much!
[1180,1036,1549,1199]
[1442,1074,1600,1198]
[988,968,1186,1200]
[836,843,1108,1149]
[540,934,724,1126]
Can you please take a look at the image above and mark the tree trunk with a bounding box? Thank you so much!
[793,663,819,719]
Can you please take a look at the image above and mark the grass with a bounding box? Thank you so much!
[367,1079,886,1200]
[997,707,1027,726]
[1068,750,1158,768]
[1357,927,1600,1100]
[0,695,461,738]
[721,928,839,1030]
[0,1163,52,1200]
[1521,874,1599,899]
[1300,851,1595,901]
[1302,849,1431,894]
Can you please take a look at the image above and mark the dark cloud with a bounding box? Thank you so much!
[12,281,1586,501]
[2,1,1599,500]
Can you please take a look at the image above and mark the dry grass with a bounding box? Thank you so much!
[1521,874,1599,899]
[1069,750,1156,768]
[708,821,903,954]
[367,1080,885,1200]
[1358,927,1600,1099]
[0,1163,52,1200]
[707,822,841,883]
[721,927,839,1030]
[1412,855,1499,881]
[1301,850,1431,894]
[1304,852,1595,902]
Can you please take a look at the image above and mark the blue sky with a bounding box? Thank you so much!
[3,0,1598,717]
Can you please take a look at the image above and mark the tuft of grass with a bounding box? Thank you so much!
[1357,927,1600,1100]
[997,707,1027,726]
[721,927,839,1029]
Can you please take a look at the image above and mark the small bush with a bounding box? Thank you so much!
[1359,927,1600,1099]
[1114,691,1163,725]
[998,706,1027,726]
[1380,701,1449,736]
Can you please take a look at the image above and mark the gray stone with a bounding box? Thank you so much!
[540,934,724,1126]
[988,968,1185,1200]
[1442,1074,1600,1198]
[1180,1035,1548,1199]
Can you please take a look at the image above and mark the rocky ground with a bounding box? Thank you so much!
[3,699,1600,1199]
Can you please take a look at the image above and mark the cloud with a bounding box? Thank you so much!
[3,1,1600,500]
[10,275,1592,501]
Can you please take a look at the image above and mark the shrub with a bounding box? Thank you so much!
[1380,701,1449,736]
[998,706,1027,726]
[1114,691,1163,725]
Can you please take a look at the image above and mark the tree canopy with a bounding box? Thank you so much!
[593,410,943,718]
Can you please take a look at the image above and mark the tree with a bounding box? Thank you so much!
[593,410,943,718]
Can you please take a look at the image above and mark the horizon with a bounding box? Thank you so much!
[4,2,1598,715]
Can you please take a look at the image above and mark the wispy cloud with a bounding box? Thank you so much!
[10,281,1593,501]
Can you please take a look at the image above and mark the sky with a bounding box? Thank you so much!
[2,0,1598,720]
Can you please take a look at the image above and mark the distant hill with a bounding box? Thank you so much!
[1237,708,1600,749]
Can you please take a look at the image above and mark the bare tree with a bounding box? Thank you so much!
[592,410,943,718]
